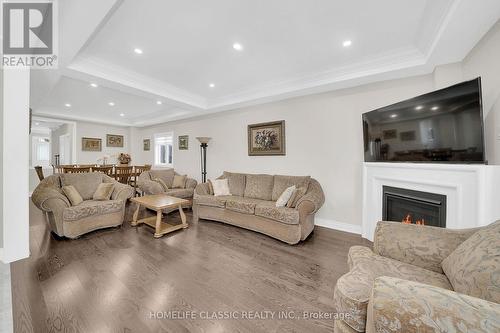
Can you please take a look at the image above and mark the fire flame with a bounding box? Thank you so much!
[401,214,425,225]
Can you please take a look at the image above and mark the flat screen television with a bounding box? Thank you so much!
[362,78,485,163]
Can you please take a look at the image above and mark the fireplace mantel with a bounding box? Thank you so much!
[362,162,500,241]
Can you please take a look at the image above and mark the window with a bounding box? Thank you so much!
[154,132,173,167]
[32,136,51,167]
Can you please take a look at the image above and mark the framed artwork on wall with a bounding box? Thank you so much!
[178,135,189,150]
[106,134,124,147]
[143,139,151,151]
[248,120,285,156]
[82,137,102,151]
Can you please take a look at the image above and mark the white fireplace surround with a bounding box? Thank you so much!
[362,162,500,241]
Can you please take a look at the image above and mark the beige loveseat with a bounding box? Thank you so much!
[137,169,197,213]
[32,173,134,239]
[334,221,500,333]
[193,172,325,244]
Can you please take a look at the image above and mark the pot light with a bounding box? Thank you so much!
[415,105,423,110]
[90,83,98,88]
[390,114,398,118]
[156,100,162,105]
[108,102,115,106]
[134,48,143,54]
[119,113,125,117]
[35,122,40,126]
[64,103,71,107]
[431,106,439,111]
[343,40,352,47]
[233,43,243,51]
[209,83,215,88]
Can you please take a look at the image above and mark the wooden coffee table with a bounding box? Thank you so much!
[130,194,190,238]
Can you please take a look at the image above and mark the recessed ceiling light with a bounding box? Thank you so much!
[431,106,439,111]
[90,83,98,88]
[415,105,424,110]
[108,102,115,106]
[156,100,162,105]
[343,40,352,47]
[134,48,143,54]
[390,114,398,118]
[209,83,215,88]
[233,43,243,51]
[119,113,125,117]
[64,103,71,107]
[35,122,40,126]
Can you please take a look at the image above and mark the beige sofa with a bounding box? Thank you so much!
[334,221,500,333]
[193,172,325,244]
[32,173,134,239]
[137,169,197,213]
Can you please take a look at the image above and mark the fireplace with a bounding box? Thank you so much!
[382,186,446,227]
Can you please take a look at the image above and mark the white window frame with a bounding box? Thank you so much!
[31,136,51,168]
[154,132,174,168]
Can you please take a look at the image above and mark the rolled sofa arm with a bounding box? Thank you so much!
[374,221,479,273]
[185,178,198,190]
[112,182,135,201]
[369,276,500,333]
[138,179,163,195]
[194,182,211,197]
[295,178,325,214]
[32,185,70,212]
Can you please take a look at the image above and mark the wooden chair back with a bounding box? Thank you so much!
[92,166,114,176]
[34,166,45,181]
[63,166,91,174]
[114,166,133,184]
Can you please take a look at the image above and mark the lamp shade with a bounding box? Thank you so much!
[196,137,211,144]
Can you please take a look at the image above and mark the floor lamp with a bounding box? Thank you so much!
[196,137,211,183]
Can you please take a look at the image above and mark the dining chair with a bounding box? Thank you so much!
[63,166,91,173]
[34,166,45,181]
[114,166,133,184]
[92,165,114,176]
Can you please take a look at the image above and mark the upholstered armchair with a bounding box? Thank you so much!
[334,221,500,333]
[137,168,197,212]
[32,173,134,239]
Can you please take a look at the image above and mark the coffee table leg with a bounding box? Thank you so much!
[154,210,163,238]
[131,203,140,226]
[179,204,188,229]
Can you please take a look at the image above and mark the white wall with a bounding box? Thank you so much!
[75,121,132,164]
[129,20,500,230]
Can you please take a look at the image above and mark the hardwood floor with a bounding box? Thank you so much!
[11,202,370,333]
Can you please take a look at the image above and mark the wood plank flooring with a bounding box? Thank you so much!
[11,202,371,333]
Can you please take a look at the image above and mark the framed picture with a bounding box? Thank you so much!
[82,137,102,151]
[178,135,189,150]
[106,134,124,147]
[143,139,151,151]
[248,120,285,156]
[382,129,397,140]
[400,130,416,141]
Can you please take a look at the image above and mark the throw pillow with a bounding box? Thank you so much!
[153,178,169,191]
[207,180,214,195]
[276,186,296,207]
[286,190,298,208]
[92,183,114,201]
[62,185,83,206]
[441,220,500,303]
[212,179,231,196]
[172,174,187,189]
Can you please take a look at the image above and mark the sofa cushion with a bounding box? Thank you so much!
[442,220,500,303]
[244,174,274,200]
[92,183,114,201]
[63,200,123,221]
[212,179,231,196]
[195,195,231,208]
[223,171,246,196]
[165,188,194,199]
[334,246,452,332]
[225,197,270,215]
[272,175,310,201]
[62,185,83,206]
[60,173,103,200]
[172,174,187,189]
[255,204,300,225]
[150,169,175,188]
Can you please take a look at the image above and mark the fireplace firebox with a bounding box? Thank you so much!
[382,186,446,228]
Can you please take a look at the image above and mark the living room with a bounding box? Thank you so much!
[1,1,500,332]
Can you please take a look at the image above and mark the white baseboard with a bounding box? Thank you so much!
[315,218,362,235]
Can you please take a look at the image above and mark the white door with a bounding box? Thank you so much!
[59,134,71,164]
